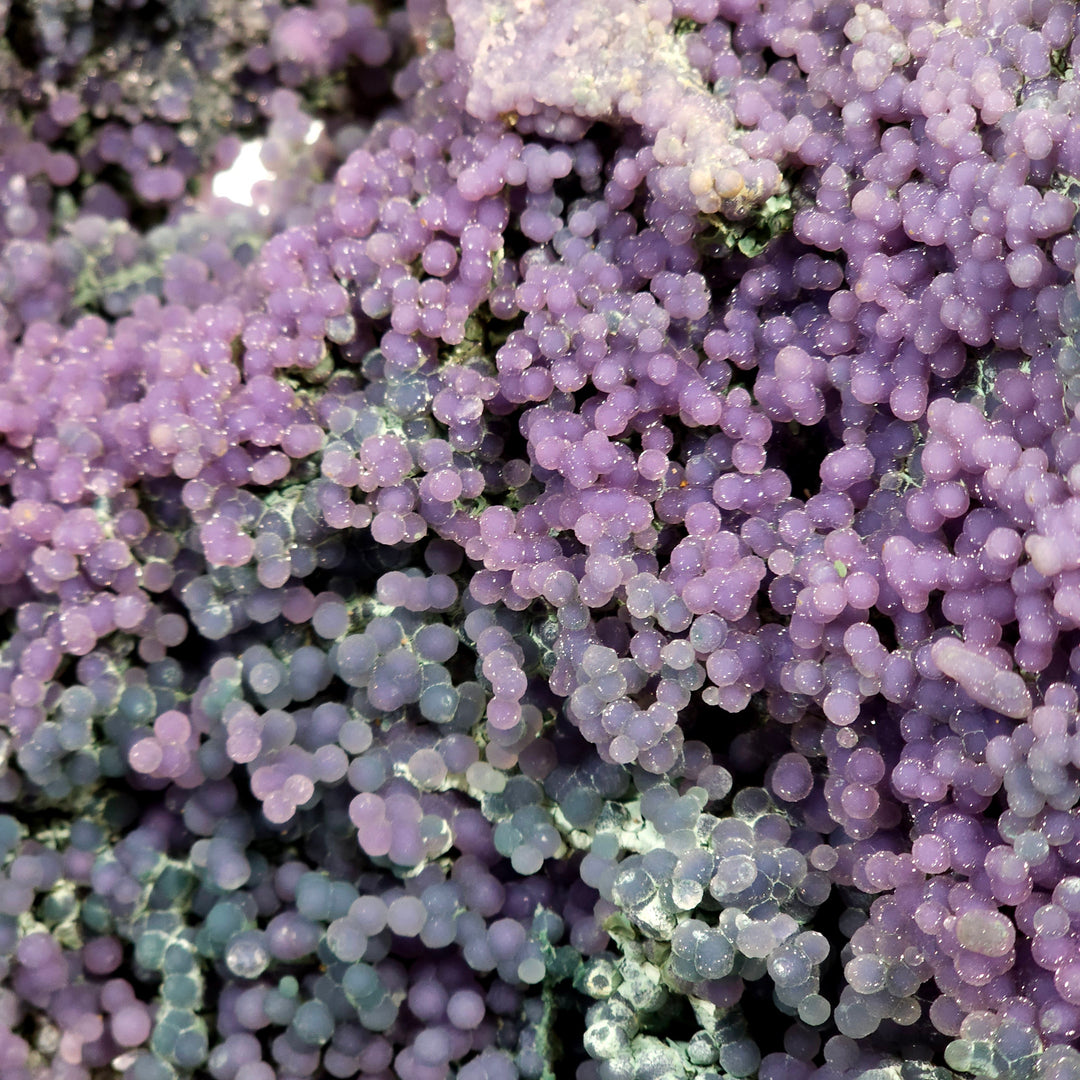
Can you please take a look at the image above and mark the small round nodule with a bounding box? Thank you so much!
[225,932,270,980]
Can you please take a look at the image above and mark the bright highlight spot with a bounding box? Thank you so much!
[212,140,271,206]
[211,122,322,205]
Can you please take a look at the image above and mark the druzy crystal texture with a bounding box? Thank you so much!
[5,0,1080,1078]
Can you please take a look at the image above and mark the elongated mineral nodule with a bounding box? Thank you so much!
[930,638,1032,720]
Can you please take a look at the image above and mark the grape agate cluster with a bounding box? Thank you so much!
[5,0,1080,1078]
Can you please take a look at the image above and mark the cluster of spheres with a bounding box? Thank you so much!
[6,0,1080,1077]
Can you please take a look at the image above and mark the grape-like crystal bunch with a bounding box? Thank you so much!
[4,0,1080,1079]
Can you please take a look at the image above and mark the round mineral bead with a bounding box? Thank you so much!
[112,1004,152,1047]
[771,754,814,802]
[447,989,485,1030]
